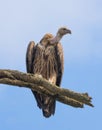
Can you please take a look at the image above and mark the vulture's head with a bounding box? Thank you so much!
[57,27,71,36]
[48,27,71,45]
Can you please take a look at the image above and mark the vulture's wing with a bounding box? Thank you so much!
[55,43,64,86]
[26,41,36,73]
[26,41,43,109]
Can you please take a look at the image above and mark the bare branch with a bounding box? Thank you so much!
[0,69,93,108]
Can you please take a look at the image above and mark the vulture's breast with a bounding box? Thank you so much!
[33,45,58,82]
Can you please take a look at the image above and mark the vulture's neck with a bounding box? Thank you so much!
[50,33,63,44]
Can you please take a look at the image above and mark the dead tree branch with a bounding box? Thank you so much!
[0,69,93,108]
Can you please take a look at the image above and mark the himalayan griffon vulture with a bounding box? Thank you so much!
[26,27,71,117]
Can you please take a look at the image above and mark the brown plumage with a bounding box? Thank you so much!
[26,27,71,118]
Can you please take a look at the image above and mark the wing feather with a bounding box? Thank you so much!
[26,41,36,73]
[55,43,64,86]
[26,41,43,109]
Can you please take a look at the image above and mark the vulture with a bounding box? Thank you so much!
[26,27,71,118]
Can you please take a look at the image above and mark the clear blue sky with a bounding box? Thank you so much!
[0,0,102,129]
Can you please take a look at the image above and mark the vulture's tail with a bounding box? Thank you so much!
[32,91,56,118]
[42,97,56,118]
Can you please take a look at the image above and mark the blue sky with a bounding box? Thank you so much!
[0,0,102,129]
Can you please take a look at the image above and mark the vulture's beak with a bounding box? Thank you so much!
[66,29,71,34]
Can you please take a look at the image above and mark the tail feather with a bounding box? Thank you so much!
[42,99,56,118]
[32,90,56,118]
